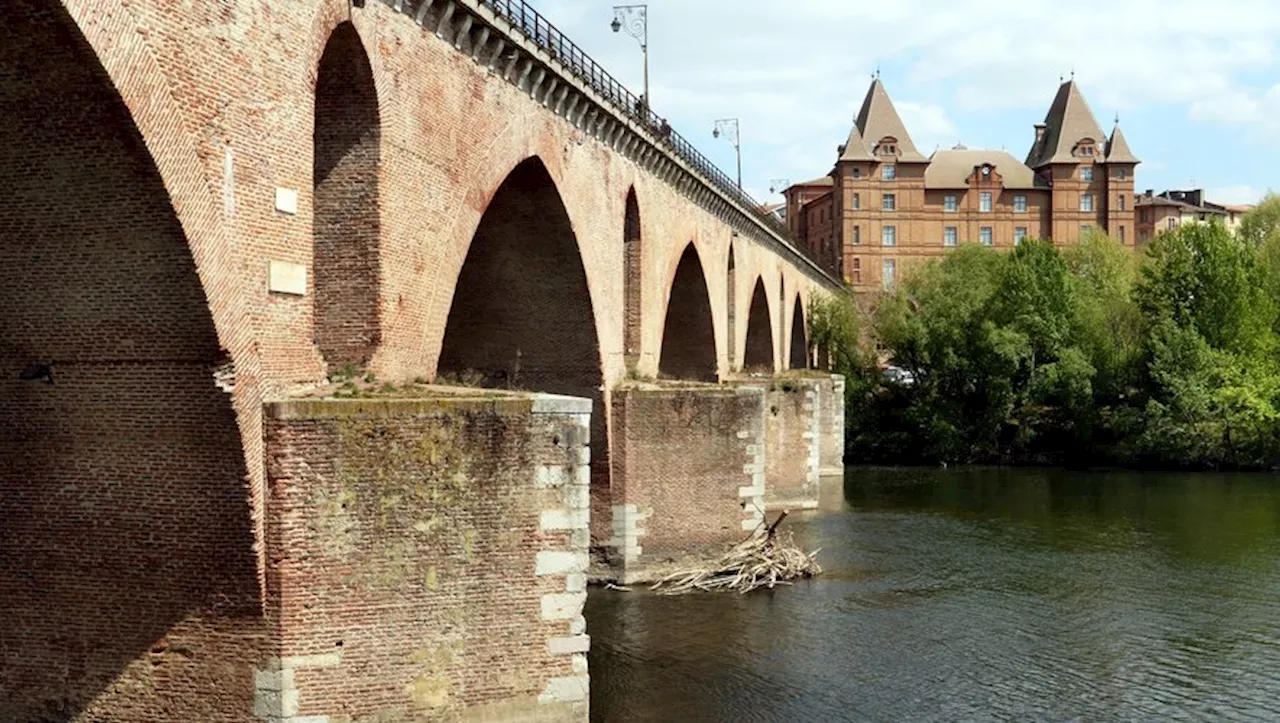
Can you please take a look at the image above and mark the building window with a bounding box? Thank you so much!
[882,193,896,211]
[853,225,861,245]
[1081,166,1094,182]
[1015,227,1028,244]
[852,257,862,284]
[980,227,993,246]
[1082,224,1092,236]
[1081,194,1094,212]
[853,193,860,210]
[1118,195,1126,211]
[980,191,993,213]
[944,194,958,212]
[1167,217,1177,230]
[852,167,861,178]
[882,226,896,247]
[1116,168,1127,180]
[882,164,896,181]
[1014,195,1027,213]
[1118,225,1126,243]
[883,258,896,288]
[944,227,958,247]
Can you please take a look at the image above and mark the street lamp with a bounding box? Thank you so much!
[611,5,648,112]
[713,118,741,189]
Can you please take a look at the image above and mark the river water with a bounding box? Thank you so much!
[586,468,1280,722]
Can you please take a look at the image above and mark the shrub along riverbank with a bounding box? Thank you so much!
[810,195,1280,470]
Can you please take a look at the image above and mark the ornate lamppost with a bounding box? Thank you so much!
[713,118,741,189]
[611,5,648,112]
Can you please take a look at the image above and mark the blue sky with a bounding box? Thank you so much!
[530,0,1277,207]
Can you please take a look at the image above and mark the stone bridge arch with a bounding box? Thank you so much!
[658,242,718,381]
[743,277,776,372]
[789,292,809,370]
[1,2,263,719]
[313,20,382,372]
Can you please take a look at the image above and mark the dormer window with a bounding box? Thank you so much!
[875,136,899,156]
[1073,139,1097,158]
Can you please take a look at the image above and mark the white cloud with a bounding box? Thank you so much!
[1207,185,1267,205]
[894,101,958,155]
[532,0,1280,196]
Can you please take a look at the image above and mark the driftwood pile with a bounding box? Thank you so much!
[650,512,822,594]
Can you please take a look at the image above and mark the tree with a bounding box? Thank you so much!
[1238,192,1280,247]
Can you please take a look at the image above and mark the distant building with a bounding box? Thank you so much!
[785,78,1138,293]
[1135,189,1255,242]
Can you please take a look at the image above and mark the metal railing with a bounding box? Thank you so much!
[476,0,830,273]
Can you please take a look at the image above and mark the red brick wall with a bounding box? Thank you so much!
[743,278,776,371]
[435,157,610,555]
[623,188,642,366]
[0,5,264,719]
[608,385,764,580]
[314,22,383,372]
[730,378,822,510]
[818,375,847,475]
[658,245,718,381]
[263,395,591,721]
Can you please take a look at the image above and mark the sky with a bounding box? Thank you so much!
[529,0,1278,207]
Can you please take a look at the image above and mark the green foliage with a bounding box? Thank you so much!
[1238,192,1280,247]
[844,224,1280,470]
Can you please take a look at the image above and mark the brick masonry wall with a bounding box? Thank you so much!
[730,378,822,511]
[763,379,822,510]
[608,384,765,583]
[262,393,591,722]
[10,0,839,714]
[819,375,847,475]
[0,5,265,720]
[313,22,383,372]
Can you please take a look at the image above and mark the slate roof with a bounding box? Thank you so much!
[923,149,1047,190]
[1025,80,1108,167]
[1105,123,1139,164]
[839,79,927,163]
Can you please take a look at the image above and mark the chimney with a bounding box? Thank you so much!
[1034,123,1047,143]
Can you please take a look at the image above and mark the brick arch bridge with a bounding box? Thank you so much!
[0,0,843,720]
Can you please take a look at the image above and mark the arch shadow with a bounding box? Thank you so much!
[314,21,382,371]
[742,277,775,372]
[0,2,261,719]
[789,293,809,370]
[623,187,642,365]
[658,243,717,382]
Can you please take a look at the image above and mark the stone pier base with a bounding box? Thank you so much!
[262,389,591,723]
[819,374,846,477]
[605,382,765,584]
[728,376,823,512]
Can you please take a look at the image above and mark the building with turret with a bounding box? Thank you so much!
[785,78,1139,292]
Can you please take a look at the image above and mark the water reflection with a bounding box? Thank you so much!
[588,468,1280,722]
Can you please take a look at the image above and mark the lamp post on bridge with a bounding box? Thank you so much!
[611,5,648,113]
[713,118,741,189]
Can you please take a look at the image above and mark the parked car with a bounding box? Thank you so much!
[881,365,916,386]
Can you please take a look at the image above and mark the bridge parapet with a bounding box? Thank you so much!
[379,0,842,290]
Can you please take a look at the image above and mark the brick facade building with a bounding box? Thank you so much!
[786,78,1140,293]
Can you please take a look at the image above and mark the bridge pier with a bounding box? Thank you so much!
[604,383,766,584]
[727,376,823,512]
[819,374,848,477]
[262,389,592,722]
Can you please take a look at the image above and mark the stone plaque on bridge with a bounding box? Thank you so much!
[267,260,307,296]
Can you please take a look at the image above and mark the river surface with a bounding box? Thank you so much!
[586,468,1280,722]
